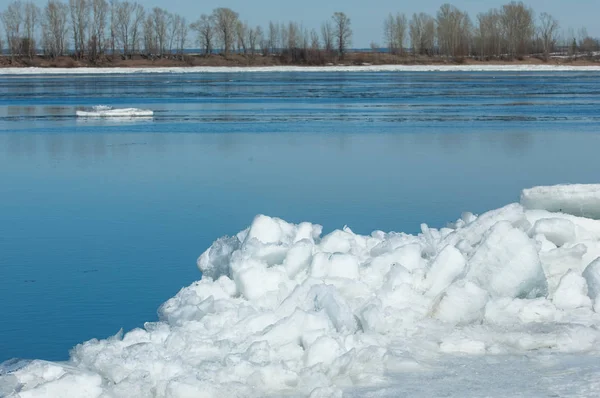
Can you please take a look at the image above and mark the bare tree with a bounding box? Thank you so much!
[152,7,168,55]
[236,21,248,54]
[500,1,534,58]
[22,2,39,59]
[247,25,261,57]
[42,0,69,58]
[409,12,435,55]
[167,12,181,55]
[212,7,238,56]
[476,9,502,58]
[89,0,108,60]
[1,1,23,58]
[175,15,187,58]
[287,21,299,50]
[279,22,287,51]
[129,2,144,56]
[113,1,132,56]
[190,14,214,56]
[69,0,89,58]
[436,4,472,58]
[384,12,407,55]
[142,13,156,54]
[310,28,320,49]
[321,20,333,53]
[332,12,351,57]
[537,12,558,60]
[267,21,278,54]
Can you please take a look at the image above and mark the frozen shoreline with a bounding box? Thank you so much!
[2,64,600,75]
[3,183,600,397]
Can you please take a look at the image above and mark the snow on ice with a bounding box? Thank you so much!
[76,106,154,118]
[3,184,600,397]
[2,64,600,75]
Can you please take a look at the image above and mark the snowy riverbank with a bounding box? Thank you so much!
[1,64,600,75]
[2,183,600,397]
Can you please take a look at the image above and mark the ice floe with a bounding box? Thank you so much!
[3,183,600,397]
[76,106,153,118]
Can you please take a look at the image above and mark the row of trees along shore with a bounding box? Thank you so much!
[1,0,599,65]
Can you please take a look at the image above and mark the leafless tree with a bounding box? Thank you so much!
[22,2,39,58]
[410,12,435,55]
[142,14,156,54]
[1,1,23,58]
[287,21,299,50]
[42,0,69,58]
[476,9,502,58]
[129,3,144,56]
[321,20,333,53]
[190,14,213,56]
[267,21,278,54]
[168,13,182,54]
[89,0,108,59]
[310,28,320,49]
[332,12,351,57]
[69,0,89,58]
[174,15,187,57]
[384,12,407,55]
[212,7,238,56]
[436,4,472,58]
[236,21,248,54]
[500,1,534,58]
[152,7,168,55]
[537,12,558,60]
[247,25,261,57]
[279,22,287,51]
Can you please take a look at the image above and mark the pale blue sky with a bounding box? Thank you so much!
[25,0,599,48]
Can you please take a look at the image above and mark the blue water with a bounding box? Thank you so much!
[1,71,600,362]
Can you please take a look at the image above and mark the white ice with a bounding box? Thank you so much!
[3,183,600,397]
[76,106,153,117]
[1,64,600,75]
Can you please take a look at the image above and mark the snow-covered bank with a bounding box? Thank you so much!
[2,64,600,75]
[3,183,600,397]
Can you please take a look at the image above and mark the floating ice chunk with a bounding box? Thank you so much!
[467,221,547,299]
[76,105,153,117]
[552,271,592,310]
[521,184,600,219]
[582,257,600,300]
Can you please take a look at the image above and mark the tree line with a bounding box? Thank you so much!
[0,0,598,64]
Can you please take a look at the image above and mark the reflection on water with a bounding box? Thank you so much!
[1,128,541,161]
[1,72,600,362]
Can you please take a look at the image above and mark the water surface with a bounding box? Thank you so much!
[1,71,599,361]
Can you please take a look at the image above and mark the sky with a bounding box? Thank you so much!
[25,0,600,48]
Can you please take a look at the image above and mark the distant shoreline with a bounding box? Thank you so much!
[2,63,600,75]
[1,53,599,72]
